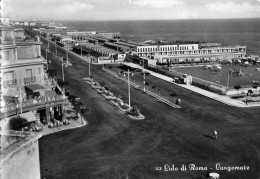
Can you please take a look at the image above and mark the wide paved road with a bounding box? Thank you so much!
[39,40,260,179]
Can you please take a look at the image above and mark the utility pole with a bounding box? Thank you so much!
[88,53,91,78]
[66,42,69,66]
[128,69,130,108]
[46,48,48,70]
[62,59,64,82]
[102,51,104,70]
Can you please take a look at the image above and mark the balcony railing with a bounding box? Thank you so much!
[3,79,17,88]
[24,76,36,84]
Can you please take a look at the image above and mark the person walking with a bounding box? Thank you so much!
[213,130,218,140]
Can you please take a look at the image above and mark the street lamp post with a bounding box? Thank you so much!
[102,51,104,70]
[55,40,57,55]
[124,69,131,108]
[61,58,65,82]
[226,71,230,91]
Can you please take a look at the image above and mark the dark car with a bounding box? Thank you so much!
[142,71,151,76]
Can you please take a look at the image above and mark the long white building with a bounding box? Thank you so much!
[135,44,246,64]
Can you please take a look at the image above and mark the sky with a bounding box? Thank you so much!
[2,0,260,21]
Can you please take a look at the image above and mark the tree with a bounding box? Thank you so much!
[170,92,177,97]
[170,92,177,102]
[128,105,140,116]
[57,79,69,88]
[9,116,27,131]
[234,85,241,95]
[247,89,253,96]
[46,69,57,82]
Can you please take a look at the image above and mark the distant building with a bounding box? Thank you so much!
[135,44,246,64]
[1,17,10,26]
[14,28,26,41]
[97,32,120,39]
[29,22,36,26]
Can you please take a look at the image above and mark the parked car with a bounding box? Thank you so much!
[142,71,151,76]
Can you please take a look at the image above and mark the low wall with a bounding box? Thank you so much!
[1,133,41,179]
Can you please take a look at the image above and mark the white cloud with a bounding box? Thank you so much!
[206,1,260,14]
[133,0,184,8]
[61,2,95,13]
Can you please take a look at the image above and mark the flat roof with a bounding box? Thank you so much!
[125,40,146,46]
[104,42,131,50]
[19,111,39,122]
[115,42,136,48]
[25,84,45,91]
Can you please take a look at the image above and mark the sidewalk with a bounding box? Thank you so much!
[123,62,260,108]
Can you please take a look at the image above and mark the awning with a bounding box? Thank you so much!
[45,90,57,97]
[19,111,39,123]
[25,84,45,92]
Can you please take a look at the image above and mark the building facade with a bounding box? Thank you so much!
[1,26,45,98]
[0,19,66,125]
[135,44,246,64]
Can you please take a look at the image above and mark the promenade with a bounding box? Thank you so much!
[122,62,260,108]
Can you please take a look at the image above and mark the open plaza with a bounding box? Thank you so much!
[172,64,260,88]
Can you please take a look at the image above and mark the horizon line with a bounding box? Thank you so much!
[9,17,260,22]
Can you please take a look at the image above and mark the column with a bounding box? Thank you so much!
[62,102,66,120]
[45,107,50,123]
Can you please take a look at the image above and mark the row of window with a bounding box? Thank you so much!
[138,49,244,55]
[137,45,195,53]
[3,68,41,84]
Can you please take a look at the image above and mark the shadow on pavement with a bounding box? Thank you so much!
[203,134,215,140]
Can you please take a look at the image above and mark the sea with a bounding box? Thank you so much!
[61,19,260,55]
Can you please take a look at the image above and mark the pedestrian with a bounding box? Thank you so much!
[213,130,218,140]
[245,98,248,105]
